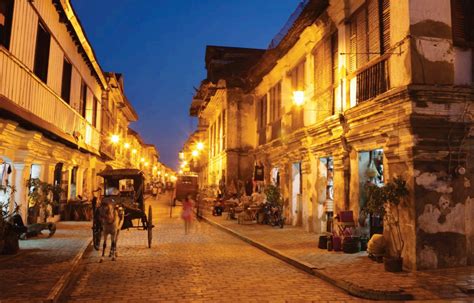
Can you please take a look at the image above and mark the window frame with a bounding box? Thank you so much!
[33,22,51,83]
[0,0,15,50]
[61,57,72,104]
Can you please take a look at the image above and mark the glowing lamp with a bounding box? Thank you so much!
[140,157,145,162]
[110,134,120,144]
[124,143,130,149]
[144,162,149,167]
[293,91,305,106]
[192,150,199,157]
[132,149,137,154]
[196,142,204,150]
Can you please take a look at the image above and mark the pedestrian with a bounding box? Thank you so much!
[181,194,194,234]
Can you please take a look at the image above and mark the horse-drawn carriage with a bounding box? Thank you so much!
[92,169,153,252]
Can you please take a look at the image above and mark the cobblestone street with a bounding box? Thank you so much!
[66,194,358,302]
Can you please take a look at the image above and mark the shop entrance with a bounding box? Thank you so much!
[291,162,302,226]
[319,157,334,233]
[358,149,384,237]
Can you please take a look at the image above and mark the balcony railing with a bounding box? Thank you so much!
[0,48,100,153]
[356,59,389,104]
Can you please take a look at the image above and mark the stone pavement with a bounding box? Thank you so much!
[201,210,474,301]
[66,193,361,302]
[0,221,91,303]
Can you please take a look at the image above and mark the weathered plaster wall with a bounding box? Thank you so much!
[412,89,474,269]
[408,0,472,86]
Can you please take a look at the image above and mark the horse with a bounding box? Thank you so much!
[97,199,124,262]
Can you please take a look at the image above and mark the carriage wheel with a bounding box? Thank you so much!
[147,205,153,248]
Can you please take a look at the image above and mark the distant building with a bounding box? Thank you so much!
[189,46,264,189]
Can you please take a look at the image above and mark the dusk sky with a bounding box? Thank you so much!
[73,0,298,170]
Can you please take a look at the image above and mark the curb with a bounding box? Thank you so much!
[200,215,413,301]
[44,237,92,303]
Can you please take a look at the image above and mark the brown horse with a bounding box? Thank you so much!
[97,200,124,262]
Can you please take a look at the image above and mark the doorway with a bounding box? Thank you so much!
[358,149,384,237]
[291,162,302,226]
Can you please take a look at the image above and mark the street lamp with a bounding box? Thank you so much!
[196,142,204,151]
[192,150,199,157]
[124,142,130,149]
[110,134,120,144]
[293,91,305,106]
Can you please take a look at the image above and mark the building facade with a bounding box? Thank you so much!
[186,0,474,270]
[0,0,166,221]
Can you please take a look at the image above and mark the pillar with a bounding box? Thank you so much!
[12,163,31,220]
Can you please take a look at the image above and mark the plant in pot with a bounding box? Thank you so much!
[27,178,62,224]
[264,185,285,228]
[0,184,20,254]
[366,176,409,272]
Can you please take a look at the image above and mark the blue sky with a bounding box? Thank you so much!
[73,0,298,169]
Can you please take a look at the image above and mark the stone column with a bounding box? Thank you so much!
[333,149,350,215]
[12,163,31,220]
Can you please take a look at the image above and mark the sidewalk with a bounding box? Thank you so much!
[0,221,91,303]
[200,210,474,301]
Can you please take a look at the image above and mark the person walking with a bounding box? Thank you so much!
[181,194,194,235]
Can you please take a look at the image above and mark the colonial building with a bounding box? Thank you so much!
[186,0,474,270]
[189,46,264,189]
[0,0,165,221]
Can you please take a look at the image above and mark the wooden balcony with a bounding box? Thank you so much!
[0,48,100,153]
[356,59,389,104]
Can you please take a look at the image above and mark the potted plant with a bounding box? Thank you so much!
[366,176,409,272]
[27,179,62,224]
[0,184,19,254]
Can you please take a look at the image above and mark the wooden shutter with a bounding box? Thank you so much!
[314,37,333,119]
[356,8,368,69]
[381,0,390,53]
[276,82,281,118]
[92,97,98,127]
[349,19,357,73]
[367,0,381,61]
[256,98,262,130]
[451,0,474,46]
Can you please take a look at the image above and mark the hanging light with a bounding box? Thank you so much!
[293,91,305,106]
[196,142,204,150]
[124,142,130,149]
[110,134,120,144]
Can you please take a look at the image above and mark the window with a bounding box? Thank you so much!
[221,110,226,150]
[313,35,334,117]
[256,95,267,145]
[33,22,51,83]
[290,60,305,91]
[61,58,72,104]
[80,80,87,118]
[269,82,282,122]
[349,0,390,72]
[92,97,98,127]
[451,0,474,46]
[0,0,14,49]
